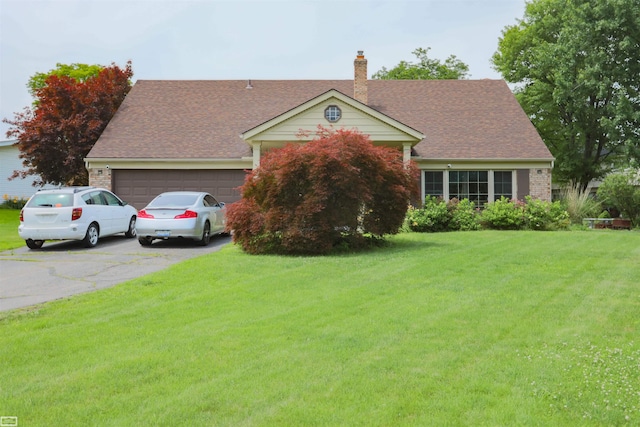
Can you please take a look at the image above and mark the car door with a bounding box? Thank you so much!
[203,194,224,233]
[101,190,129,234]
[212,196,226,232]
[83,191,112,235]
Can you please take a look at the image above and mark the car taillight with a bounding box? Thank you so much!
[20,209,24,222]
[71,208,82,221]
[174,210,197,219]
[138,209,155,219]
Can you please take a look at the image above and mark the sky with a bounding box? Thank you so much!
[0,0,527,139]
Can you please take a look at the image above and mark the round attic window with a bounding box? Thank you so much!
[324,105,342,123]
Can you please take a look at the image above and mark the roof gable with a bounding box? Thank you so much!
[241,89,424,147]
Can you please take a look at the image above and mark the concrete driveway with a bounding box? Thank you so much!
[0,235,231,312]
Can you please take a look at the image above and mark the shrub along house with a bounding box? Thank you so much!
[85,51,553,210]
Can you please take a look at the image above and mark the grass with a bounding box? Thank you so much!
[0,209,23,251]
[1,229,639,425]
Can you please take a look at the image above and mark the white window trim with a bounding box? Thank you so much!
[324,105,342,123]
[421,170,516,202]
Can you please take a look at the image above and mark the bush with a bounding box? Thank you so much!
[448,198,480,231]
[480,197,525,230]
[596,171,640,227]
[406,196,569,232]
[226,128,419,255]
[1,195,28,209]
[523,196,570,231]
[405,197,480,232]
[405,196,450,232]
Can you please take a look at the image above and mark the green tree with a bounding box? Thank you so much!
[492,0,640,190]
[4,62,133,186]
[372,47,469,80]
[27,63,104,101]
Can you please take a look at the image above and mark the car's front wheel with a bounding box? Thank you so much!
[25,239,44,249]
[83,223,99,248]
[125,216,137,238]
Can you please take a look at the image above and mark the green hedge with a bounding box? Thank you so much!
[406,196,570,232]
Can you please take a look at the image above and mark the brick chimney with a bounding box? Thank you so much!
[354,50,368,104]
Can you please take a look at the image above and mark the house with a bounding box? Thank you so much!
[85,51,554,210]
[0,140,55,200]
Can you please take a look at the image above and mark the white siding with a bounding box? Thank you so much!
[256,101,412,143]
[0,141,54,200]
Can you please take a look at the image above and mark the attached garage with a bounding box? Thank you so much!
[112,169,247,209]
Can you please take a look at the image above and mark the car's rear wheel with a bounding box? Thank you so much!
[198,221,211,246]
[125,216,137,238]
[83,223,99,248]
[138,237,153,246]
[25,239,44,249]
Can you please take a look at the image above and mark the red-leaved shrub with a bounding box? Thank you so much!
[226,127,418,255]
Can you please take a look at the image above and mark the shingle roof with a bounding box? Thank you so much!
[87,79,553,161]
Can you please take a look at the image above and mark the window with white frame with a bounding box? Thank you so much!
[423,170,515,206]
[424,171,444,197]
[449,171,489,205]
[324,105,342,123]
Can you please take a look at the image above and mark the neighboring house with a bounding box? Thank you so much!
[85,51,554,210]
[0,140,55,200]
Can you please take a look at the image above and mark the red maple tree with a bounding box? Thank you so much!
[4,61,133,186]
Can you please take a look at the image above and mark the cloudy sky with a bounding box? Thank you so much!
[1,0,526,138]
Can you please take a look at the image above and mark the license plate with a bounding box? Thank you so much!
[156,230,171,237]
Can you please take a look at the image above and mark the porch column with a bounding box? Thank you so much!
[403,143,412,166]
[252,142,262,169]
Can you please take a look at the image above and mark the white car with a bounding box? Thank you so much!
[136,191,227,246]
[19,187,138,249]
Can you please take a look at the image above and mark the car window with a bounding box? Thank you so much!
[27,193,73,208]
[86,191,106,205]
[102,191,122,206]
[82,195,102,205]
[148,194,198,208]
[204,194,223,207]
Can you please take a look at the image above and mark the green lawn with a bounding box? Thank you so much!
[1,230,639,426]
[0,209,23,251]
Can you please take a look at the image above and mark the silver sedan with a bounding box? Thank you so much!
[136,191,227,246]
